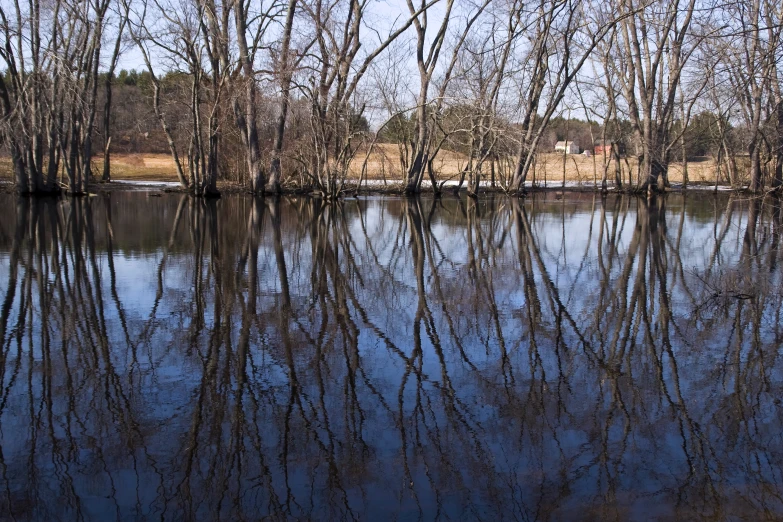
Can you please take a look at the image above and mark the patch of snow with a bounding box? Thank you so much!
[111,180,181,188]
[352,178,740,191]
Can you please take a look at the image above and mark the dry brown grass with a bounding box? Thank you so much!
[0,153,182,183]
[349,144,722,185]
[348,143,471,182]
[0,147,724,186]
[524,153,721,185]
[107,154,182,180]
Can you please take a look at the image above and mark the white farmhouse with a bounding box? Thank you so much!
[554,141,579,154]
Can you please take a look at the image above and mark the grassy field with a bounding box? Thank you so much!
[0,153,182,183]
[349,144,722,185]
[0,146,724,186]
[103,154,183,181]
[512,152,722,186]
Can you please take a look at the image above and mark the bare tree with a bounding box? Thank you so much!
[129,0,227,195]
[450,8,517,196]
[613,0,705,191]
[403,0,490,194]
[102,1,130,182]
[298,0,440,198]
[586,27,625,191]
[508,0,623,193]
[0,0,115,194]
[233,0,281,193]
[267,0,299,194]
[127,0,191,188]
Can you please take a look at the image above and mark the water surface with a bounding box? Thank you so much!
[0,192,781,521]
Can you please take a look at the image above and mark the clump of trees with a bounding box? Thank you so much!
[0,0,125,194]
[0,0,781,196]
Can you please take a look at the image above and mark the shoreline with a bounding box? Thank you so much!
[0,178,760,197]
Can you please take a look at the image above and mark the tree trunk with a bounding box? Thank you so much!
[102,76,113,182]
[11,144,28,194]
[102,13,125,183]
[512,144,532,192]
[268,0,298,194]
[749,142,762,192]
[205,119,220,196]
[613,143,622,189]
[152,82,189,188]
[775,99,783,188]
[81,14,107,196]
[405,86,429,193]
[680,105,689,188]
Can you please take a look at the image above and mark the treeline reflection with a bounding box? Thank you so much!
[1,193,782,521]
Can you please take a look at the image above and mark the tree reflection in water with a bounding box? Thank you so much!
[0,192,782,520]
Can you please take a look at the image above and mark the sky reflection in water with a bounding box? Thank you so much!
[0,192,781,521]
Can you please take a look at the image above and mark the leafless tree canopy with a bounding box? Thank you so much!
[0,0,781,195]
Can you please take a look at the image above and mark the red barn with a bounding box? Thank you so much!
[594,141,626,156]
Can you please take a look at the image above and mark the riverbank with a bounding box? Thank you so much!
[0,149,734,188]
[0,146,751,197]
[0,176,752,198]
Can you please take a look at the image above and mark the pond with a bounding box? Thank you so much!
[0,192,781,520]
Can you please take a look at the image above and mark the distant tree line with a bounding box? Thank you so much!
[0,0,780,196]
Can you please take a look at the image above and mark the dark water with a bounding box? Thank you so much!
[0,192,782,521]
